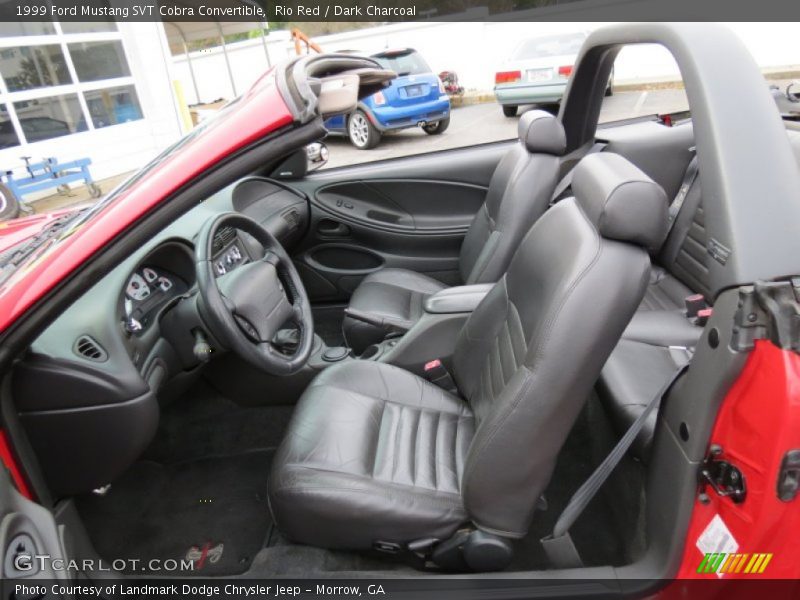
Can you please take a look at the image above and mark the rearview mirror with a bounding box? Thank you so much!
[306,142,329,171]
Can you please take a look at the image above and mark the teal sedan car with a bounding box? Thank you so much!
[494,32,588,117]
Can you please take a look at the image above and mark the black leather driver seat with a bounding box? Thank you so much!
[343,110,567,353]
[269,153,668,556]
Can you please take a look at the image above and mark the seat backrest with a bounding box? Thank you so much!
[657,174,712,300]
[458,110,566,285]
[452,153,668,537]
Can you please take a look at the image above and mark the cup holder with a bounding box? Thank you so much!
[360,344,381,360]
[322,346,350,362]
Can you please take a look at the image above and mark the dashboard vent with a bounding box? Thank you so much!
[282,209,300,230]
[212,226,237,254]
[74,335,108,362]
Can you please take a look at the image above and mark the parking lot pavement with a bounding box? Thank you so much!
[323,88,692,170]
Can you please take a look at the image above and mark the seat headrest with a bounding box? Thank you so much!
[572,152,668,251]
[518,110,566,156]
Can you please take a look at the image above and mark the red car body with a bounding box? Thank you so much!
[0,39,798,589]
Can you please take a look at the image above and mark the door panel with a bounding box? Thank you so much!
[292,141,512,302]
[315,180,487,232]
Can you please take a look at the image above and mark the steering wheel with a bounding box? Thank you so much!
[195,212,314,375]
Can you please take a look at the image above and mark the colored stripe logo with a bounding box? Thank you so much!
[697,552,773,574]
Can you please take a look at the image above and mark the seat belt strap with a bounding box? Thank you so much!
[541,363,690,569]
[667,152,699,231]
[550,141,607,204]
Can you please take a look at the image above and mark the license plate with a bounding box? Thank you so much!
[404,84,426,97]
[527,68,553,82]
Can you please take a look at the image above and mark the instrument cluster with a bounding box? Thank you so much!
[123,265,188,333]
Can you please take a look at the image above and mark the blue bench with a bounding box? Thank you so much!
[3,156,101,211]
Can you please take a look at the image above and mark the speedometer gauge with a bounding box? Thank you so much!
[126,273,151,301]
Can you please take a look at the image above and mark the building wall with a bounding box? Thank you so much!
[0,21,183,192]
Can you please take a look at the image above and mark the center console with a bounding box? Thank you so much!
[310,284,493,375]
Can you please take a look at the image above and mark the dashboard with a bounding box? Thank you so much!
[13,175,309,495]
[22,175,309,382]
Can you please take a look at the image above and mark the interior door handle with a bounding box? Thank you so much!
[317,220,351,237]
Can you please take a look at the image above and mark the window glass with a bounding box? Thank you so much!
[512,33,587,60]
[1,45,71,92]
[84,85,142,128]
[600,44,689,124]
[0,104,20,149]
[13,94,87,143]
[60,22,118,34]
[0,22,56,37]
[373,50,431,76]
[68,40,130,82]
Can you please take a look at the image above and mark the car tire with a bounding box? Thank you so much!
[423,117,450,135]
[348,110,381,150]
[0,183,20,221]
[502,105,518,118]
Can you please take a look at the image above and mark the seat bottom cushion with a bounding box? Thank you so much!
[343,268,448,353]
[638,266,694,312]
[268,361,474,550]
[622,308,704,347]
[598,339,693,461]
[600,264,703,460]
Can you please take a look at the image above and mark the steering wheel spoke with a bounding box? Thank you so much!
[263,250,281,267]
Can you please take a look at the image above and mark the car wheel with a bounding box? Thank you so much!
[348,110,381,149]
[0,183,20,221]
[423,116,450,135]
[502,105,518,118]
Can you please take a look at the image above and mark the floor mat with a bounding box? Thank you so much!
[76,450,273,576]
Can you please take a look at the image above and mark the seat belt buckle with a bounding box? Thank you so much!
[684,293,707,318]
[695,307,713,326]
[424,359,457,394]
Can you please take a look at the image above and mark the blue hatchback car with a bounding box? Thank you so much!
[324,48,451,149]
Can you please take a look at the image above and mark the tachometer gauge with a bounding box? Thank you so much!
[126,273,151,301]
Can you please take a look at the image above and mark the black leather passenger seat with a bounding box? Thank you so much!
[343,110,567,353]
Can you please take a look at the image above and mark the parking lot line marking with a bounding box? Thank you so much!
[633,91,649,113]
